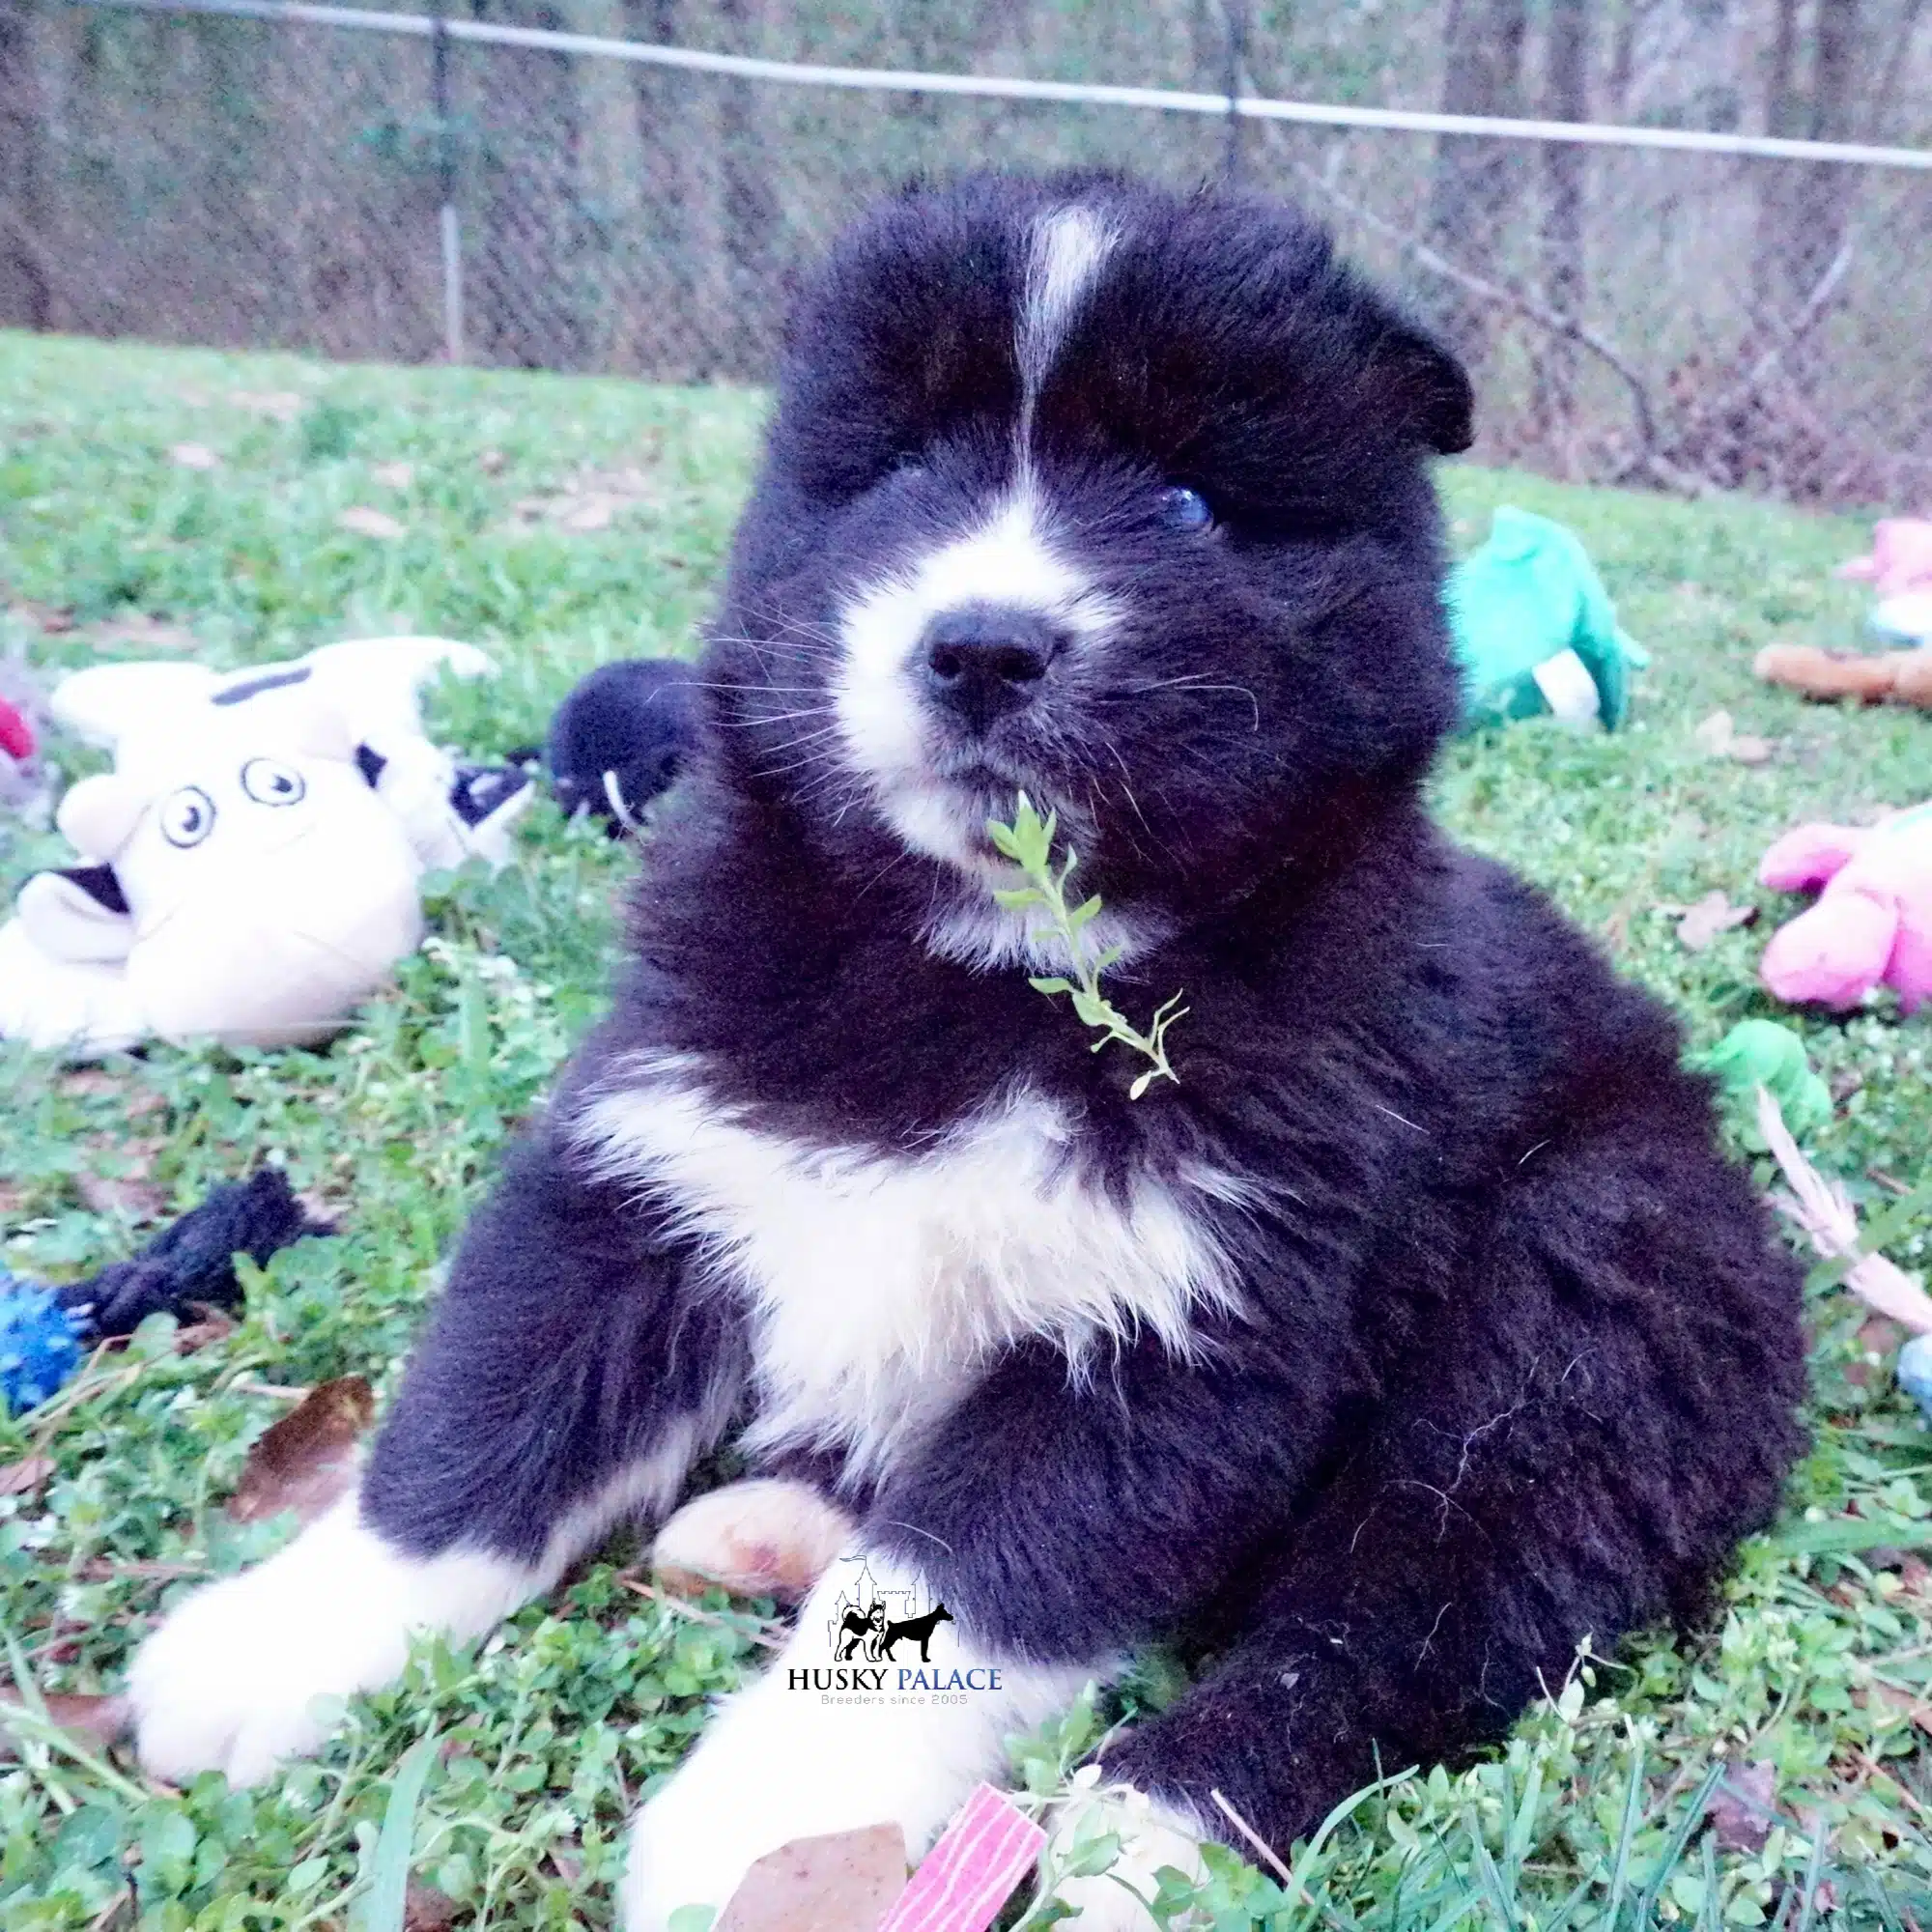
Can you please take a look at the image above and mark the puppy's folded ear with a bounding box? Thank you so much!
[1372,318,1475,456]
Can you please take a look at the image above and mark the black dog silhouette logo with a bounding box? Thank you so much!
[789,1558,995,1696]
[826,1558,953,1662]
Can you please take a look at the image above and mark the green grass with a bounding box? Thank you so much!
[1,330,1929,1931]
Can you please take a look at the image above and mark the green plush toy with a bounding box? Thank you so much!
[1446,507,1648,731]
[1687,1018,1833,1147]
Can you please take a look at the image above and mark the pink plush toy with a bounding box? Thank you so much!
[1837,519,1932,598]
[1758,804,1932,1012]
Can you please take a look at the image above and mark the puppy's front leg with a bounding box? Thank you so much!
[621,1548,1092,1931]
[128,1124,743,1786]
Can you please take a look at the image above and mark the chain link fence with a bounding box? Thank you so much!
[1,0,1928,507]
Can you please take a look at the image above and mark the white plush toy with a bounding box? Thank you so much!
[0,637,531,1057]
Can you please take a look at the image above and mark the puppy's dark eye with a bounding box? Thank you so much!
[1158,485,1213,533]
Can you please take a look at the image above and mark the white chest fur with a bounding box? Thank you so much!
[575,1067,1237,1481]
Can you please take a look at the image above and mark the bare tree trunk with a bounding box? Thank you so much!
[1533,0,1590,464]
[717,0,778,382]
[471,0,582,369]
[623,0,694,379]
[1753,0,1803,316]
[1424,0,1528,379]
[1608,0,1639,117]
[1868,0,1927,138]
[0,0,52,329]
[1793,0,1862,288]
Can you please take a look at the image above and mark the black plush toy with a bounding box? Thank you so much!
[1,1170,332,1414]
[55,1168,331,1338]
[544,659,696,833]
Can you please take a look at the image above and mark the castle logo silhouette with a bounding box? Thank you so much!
[824,1556,954,1663]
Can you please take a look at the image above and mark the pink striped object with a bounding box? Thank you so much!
[876,1783,1046,1932]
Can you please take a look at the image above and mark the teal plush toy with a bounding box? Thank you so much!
[1446,507,1648,730]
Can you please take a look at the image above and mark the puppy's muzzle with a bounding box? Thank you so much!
[919,605,1068,736]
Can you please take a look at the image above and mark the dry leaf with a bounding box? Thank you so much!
[7,599,74,635]
[1692,709,1734,754]
[1873,1681,1932,1735]
[1847,1314,1908,1388]
[0,1455,53,1497]
[1706,1759,1778,1853]
[174,1309,239,1354]
[169,442,220,471]
[1676,891,1757,952]
[57,1070,122,1100]
[90,612,195,653]
[0,1690,130,1761]
[337,506,406,541]
[229,387,304,422]
[557,497,615,532]
[227,1375,375,1525]
[1691,710,1776,765]
[75,1166,168,1223]
[403,1880,460,1932]
[372,461,416,490]
[717,1823,907,1932]
[509,466,659,534]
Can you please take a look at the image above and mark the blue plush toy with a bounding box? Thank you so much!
[0,1273,85,1415]
[1898,1334,1932,1427]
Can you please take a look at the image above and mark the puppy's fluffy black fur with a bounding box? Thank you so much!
[365,175,1805,1852]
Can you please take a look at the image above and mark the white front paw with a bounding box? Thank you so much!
[618,1676,939,1929]
[1040,1779,1208,1930]
[128,1498,533,1786]
[620,1549,1088,1931]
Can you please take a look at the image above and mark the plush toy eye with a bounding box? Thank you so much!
[241,757,307,808]
[1158,485,1213,532]
[158,786,216,849]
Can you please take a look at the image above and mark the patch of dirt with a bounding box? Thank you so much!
[509,465,661,534]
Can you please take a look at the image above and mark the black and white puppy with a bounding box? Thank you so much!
[127,175,1806,1928]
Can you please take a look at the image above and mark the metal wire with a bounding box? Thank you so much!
[71,0,1932,170]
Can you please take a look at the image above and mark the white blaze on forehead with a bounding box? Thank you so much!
[831,487,1114,869]
[817,205,1119,909]
[1019,204,1117,407]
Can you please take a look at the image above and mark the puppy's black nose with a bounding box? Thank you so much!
[921,607,1064,733]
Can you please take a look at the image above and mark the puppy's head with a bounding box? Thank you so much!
[708,174,1470,961]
